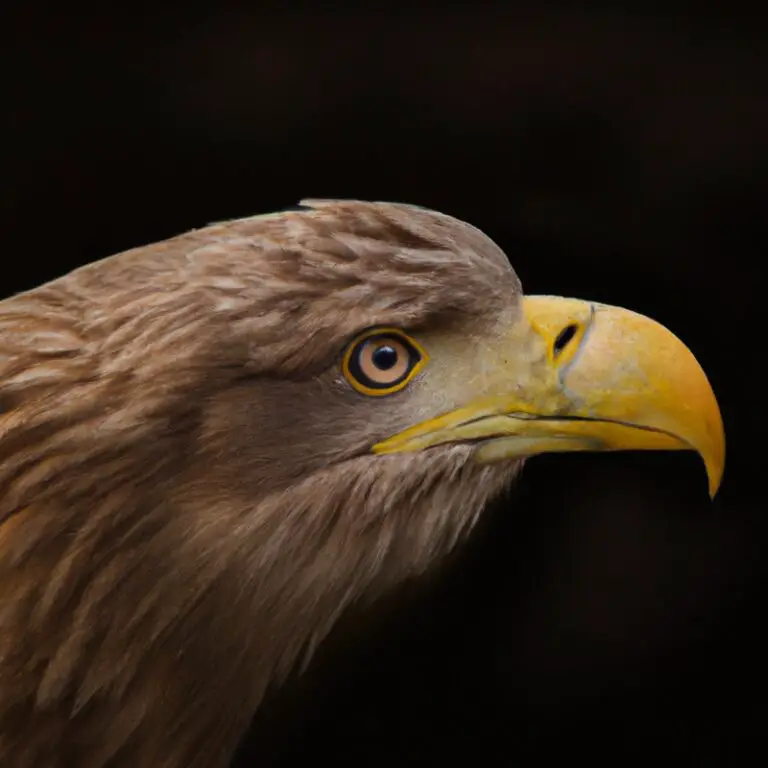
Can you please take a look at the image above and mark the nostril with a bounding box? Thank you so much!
[553,323,578,357]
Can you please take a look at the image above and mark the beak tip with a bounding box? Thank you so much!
[707,459,725,500]
[704,437,725,500]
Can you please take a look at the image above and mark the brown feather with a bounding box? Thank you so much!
[0,200,521,766]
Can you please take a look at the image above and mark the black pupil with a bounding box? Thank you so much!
[372,344,399,370]
[554,324,578,355]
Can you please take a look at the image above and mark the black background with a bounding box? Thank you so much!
[4,5,764,766]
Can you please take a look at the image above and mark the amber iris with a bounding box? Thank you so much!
[342,328,427,396]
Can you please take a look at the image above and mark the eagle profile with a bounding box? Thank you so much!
[0,200,724,766]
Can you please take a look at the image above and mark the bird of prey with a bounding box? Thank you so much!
[0,200,724,767]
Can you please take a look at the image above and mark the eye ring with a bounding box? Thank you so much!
[342,328,428,396]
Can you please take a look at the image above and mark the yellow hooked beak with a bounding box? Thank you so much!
[373,296,725,497]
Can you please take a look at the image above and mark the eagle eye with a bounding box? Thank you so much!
[343,328,427,396]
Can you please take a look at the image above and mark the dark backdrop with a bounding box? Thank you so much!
[4,5,764,766]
